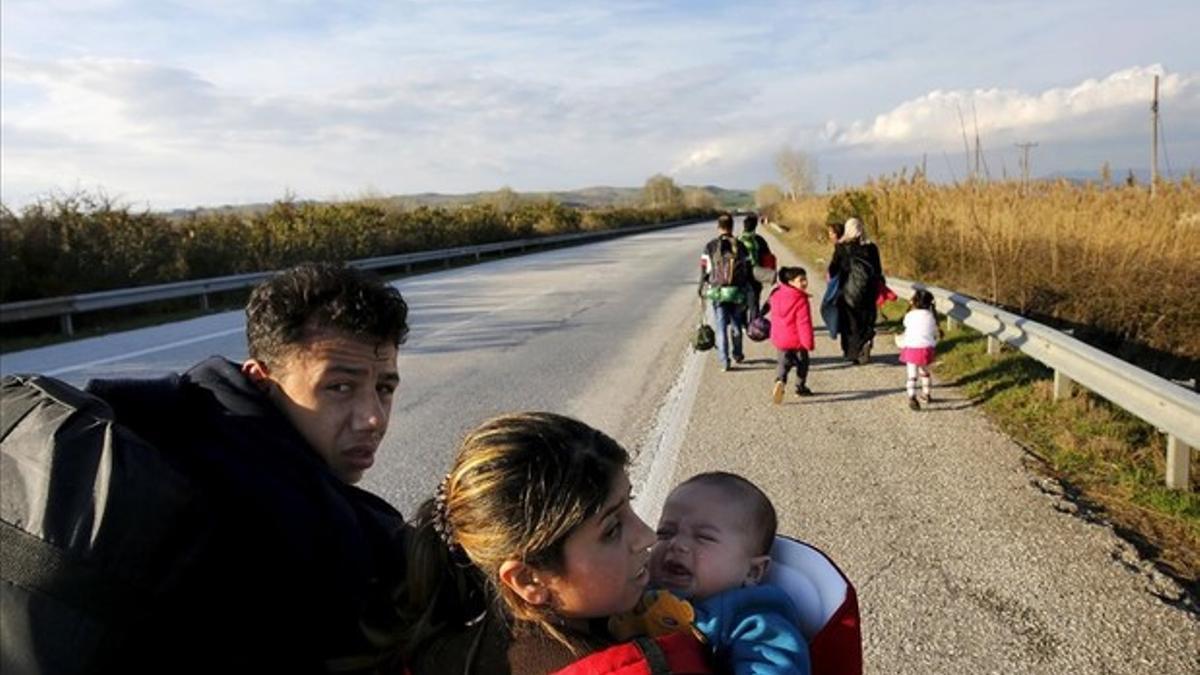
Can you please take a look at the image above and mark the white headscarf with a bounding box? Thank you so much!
[838,217,868,243]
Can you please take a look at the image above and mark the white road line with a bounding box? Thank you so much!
[41,290,552,377]
[632,344,706,522]
[45,327,245,376]
[416,291,555,342]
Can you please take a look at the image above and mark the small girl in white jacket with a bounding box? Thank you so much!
[898,289,941,410]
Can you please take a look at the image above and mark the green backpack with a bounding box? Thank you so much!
[739,232,761,266]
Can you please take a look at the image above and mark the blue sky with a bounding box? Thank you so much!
[2,0,1198,209]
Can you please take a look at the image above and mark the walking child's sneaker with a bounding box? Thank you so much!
[772,380,785,405]
[796,385,814,397]
[908,396,920,411]
[919,393,932,404]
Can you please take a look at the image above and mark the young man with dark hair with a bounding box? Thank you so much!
[241,262,408,484]
[738,213,774,323]
[81,262,411,672]
[699,214,751,371]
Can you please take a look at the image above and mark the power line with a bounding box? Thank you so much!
[1151,75,1160,195]
[1159,101,1174,178]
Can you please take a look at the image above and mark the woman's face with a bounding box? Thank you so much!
[540,471,655,619]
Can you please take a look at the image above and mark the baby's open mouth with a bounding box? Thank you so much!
[657,559,692,585]
[665,560,690,575]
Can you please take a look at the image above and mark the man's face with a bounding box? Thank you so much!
[249,329,399,484]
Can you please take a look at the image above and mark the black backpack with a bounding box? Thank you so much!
[1,375,209,675]
[842,246,877,309]
[708,236,749,288]
[691,298,716,351]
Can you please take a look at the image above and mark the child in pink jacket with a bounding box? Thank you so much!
[763,267,816,404]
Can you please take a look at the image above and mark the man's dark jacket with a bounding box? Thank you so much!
[84,357,407,673]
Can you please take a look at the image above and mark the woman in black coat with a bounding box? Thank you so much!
[827,218,883,364]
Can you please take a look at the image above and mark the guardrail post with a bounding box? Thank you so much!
[1053,370,1074,401]
[986,335,1001,356]
[1165,436,1192,491]
[200,293,210,311]
[945,315,960,332]
[60,314,74,337]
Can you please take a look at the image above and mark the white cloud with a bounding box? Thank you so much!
[825,65,1200,151]
[671,143,725,174]
[3,2,1200,206]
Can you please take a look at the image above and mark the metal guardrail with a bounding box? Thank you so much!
[0,217,707,336]
[888,278,1199,491]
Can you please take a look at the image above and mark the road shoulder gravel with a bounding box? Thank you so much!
[648,235,1199,674]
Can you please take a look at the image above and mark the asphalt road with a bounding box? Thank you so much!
[3,221,1196,672]
[0,222,710,511]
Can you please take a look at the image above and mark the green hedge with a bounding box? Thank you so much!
[0,195,715,303]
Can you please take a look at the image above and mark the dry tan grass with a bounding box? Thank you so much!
[774,178,1200,361]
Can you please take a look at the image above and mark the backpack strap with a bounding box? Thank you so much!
[0,520,148,623]
[633,636,671,674]
[551,631,713,674]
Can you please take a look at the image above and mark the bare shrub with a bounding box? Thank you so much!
[776,178,1200,361]
[2,192,718,304]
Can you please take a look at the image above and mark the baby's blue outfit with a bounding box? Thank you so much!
[693,585,812,675]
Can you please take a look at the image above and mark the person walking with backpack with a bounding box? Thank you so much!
[700,213,752,371]
[827,218,883,364]
[739,213,775,323]
[2,263,412,673]
[762,267,816,403]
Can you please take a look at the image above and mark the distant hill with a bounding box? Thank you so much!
[1042,168,1156,185]
[166,185,754,218]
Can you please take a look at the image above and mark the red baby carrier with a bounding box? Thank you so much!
[765,536,863,675]
[554,536,862,674]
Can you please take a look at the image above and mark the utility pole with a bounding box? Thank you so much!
[1015,142,1038,186]
[973,103,983,180]
[1151,74,1160,197]
[974,136,982,179]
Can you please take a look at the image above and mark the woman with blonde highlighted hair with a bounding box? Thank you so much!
[402,412,676,674]
[828,217,884,364]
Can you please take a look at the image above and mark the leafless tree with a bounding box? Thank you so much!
[774,146,818,200]
[482,186,522,213]
[754,183,785,210]
[683,187,719,209]
[642,174,684,208]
